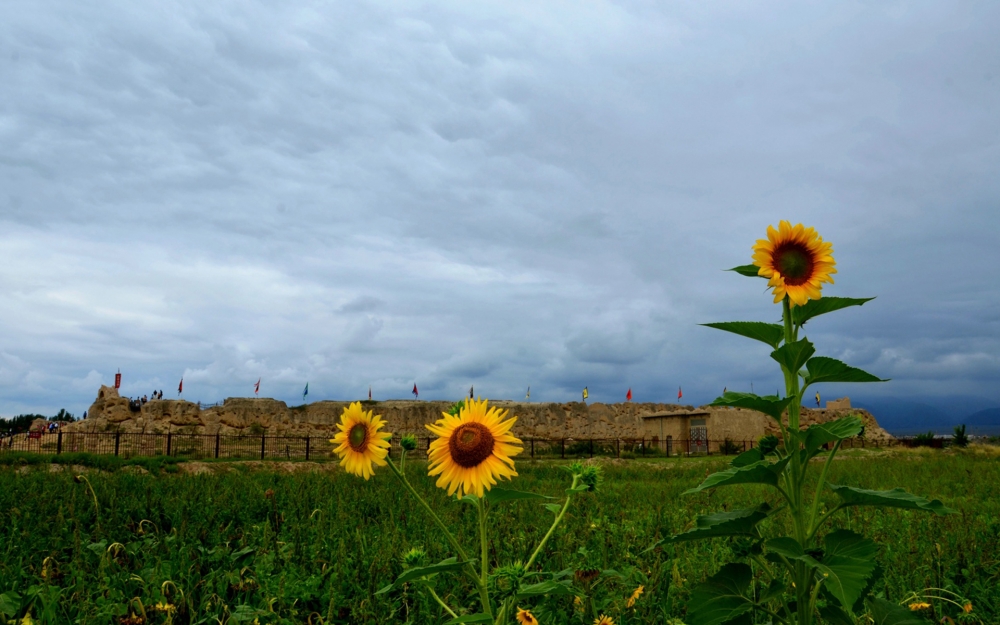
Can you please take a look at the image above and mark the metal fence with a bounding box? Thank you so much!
[0,430,923,461]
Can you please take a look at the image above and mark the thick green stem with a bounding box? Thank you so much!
[782,297,814,625]
[384,458,492,617]
[477,497,489,593]
[525,475,580,570]
[808,440,841,534]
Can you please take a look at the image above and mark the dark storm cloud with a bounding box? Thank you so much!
[0,1,998,416]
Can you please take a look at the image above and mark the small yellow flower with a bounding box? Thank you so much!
[515,607,539,625]
[963,602,973,613]
[593,615,615,625]
[908,602,931,611]
[626,585,644,608]
[20,613,35,625]
[574,596,584,608]
[330,402,392,480]
[153,602,176,613]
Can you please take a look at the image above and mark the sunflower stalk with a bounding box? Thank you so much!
[525,474,580,571]
[383,458,492,616]
[423,583,458,619]
[680,222,955,625]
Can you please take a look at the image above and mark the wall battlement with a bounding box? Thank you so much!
[68,386,894,443]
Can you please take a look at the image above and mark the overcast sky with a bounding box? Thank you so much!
[2,1,998,416]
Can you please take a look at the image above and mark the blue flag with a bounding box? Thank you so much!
[303,382,309,400]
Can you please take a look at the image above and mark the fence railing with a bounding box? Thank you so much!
[0,430,921,461]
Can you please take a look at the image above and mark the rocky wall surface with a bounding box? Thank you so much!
[69,386,892,442]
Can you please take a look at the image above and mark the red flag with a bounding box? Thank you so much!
[114,370,122,389]
[178,378,183,394]
[412,383,418,398]
[626,388,632,402]
[678,386,683,400]
[254,378,261,395]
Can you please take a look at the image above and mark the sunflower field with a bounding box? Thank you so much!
[0,446,997,625]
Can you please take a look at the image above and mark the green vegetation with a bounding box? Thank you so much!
[0,452,181,474]
[0,449,995,624]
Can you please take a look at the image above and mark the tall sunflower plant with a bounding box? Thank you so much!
[330,398,602,625]
[659,221,956,625]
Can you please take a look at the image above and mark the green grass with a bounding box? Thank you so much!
[0,448,996,624]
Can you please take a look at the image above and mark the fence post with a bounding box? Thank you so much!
[305,436,311,461]
[114,431,121,457]
[561,439,565,459]
[57,431,62,455]
[616,438,620,458]
[260,435,266,460]
[215,433,220,459]
[167,432,172,456]
[743,440,747,452]
[530,439,534,459]
[641,437,645,457]
[590,439,594,458]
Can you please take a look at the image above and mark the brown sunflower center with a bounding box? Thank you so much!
[448,422,495,468]
[348,423,369,452]
[772,242,814,286]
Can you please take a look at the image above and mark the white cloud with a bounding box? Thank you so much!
[0,0,998,414]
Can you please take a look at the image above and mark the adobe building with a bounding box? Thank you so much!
[640,397,877,453]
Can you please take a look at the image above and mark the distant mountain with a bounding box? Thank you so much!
[853,399,952,435]
[965,408,1000,435]
[849,395,1000,436]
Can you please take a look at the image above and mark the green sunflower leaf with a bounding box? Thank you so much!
[378,557,469,593]
[702,322,785,349]
[516,579,574,598]
[730,448,763,467]
[792,297,876,327]
[667,504,772,543]
[818,603,857,625]
[803,357,888,386]
[759,579,786,604]
[728,264,766,278]
[686,563,754,625]
[829,485,957,515]
[0,591,20,618]
[868,597,931,625]
[771,338,816,376]
[683,457,789,494]
[819,530,878,613]
[543,503,562,515]
[443,615,495,624]
[709,392,794,422]
[803,415,864,456]
[484,487,553,504]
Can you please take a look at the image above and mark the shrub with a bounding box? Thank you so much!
[953,424,969,448]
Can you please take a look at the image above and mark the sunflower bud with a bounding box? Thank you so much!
[403,547,427,568]
[400,434,418,451]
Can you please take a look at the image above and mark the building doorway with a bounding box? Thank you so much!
[690,418,707,453]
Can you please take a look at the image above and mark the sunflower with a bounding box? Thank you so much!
[515,607,539,625]
[330,401,392,480]
[908,602,931,611]
[593,615,615,625]
[752,220,836,306]
[626,584,644,608]
[426,398,523,498]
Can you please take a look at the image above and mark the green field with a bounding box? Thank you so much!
[0,447,997,624]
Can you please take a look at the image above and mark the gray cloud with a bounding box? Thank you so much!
[1,1,998,416]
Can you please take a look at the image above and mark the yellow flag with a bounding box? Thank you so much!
[582,387,589,400]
